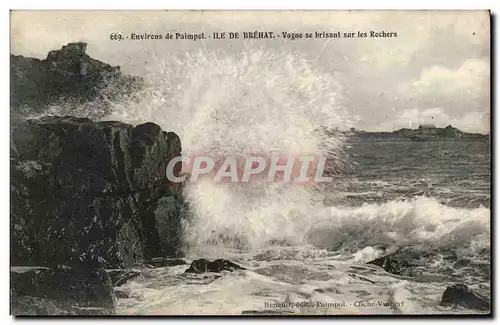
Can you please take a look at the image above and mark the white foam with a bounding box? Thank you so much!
[101,48,355,253]
[307,196,490,256]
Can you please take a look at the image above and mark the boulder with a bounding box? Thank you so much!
[366,246,449,276]
[184,259,246,274]
[10,266,115,315]
[440,284,490,311]
[367,255,407,275]
[11,116,186,269]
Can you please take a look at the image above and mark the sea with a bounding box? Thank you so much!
[43,48,491,315]
[114,138,490,315]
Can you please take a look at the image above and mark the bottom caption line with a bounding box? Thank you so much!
[264,300,404,309]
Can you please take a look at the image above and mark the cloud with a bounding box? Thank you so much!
[10,10,491,132]
[453,111,490,133]
[414,58,489,100]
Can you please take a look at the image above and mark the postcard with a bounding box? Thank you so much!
[10,10,491,316]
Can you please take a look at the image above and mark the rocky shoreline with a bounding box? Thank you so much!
[10,42,490,316]
[9,41,191,315]
[11,42,142,118]
[10,116,187,315]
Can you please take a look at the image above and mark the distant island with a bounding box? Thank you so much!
[349,124,489,141]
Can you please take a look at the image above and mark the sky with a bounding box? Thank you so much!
[10,10,490,133]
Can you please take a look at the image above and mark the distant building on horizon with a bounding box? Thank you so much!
[442,124,463,137]
[418,124,438,135]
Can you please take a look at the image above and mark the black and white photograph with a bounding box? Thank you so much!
[9,10,491,316]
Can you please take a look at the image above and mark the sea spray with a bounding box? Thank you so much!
[28,48,489,263]
[307,196,490,255]
[101,48,355,256]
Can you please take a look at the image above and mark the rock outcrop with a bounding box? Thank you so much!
[11,116,186,269]
[367,255,409,276]
[184,259,246,274]
[106,269,143,287]
[11,266,116,315]
[10,43,185,316]
[11,42,142,117]
[440,284,490,311]
[366,247,457,277]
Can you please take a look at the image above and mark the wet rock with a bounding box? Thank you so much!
[11,116,186,269]
[114,287,131,299]
[137,189,187,259]
[141,257,187,268]
[314,287,342,294]
[440,284,490,311]
[10,266,115,315]
[11,296,67,316]
[366,247,428,276]
[184,259,246,274]
[366,246,467,277]
[454,259,471,268]
[347,273,377,284]
[106,269,142,287]
[367,255,408,275]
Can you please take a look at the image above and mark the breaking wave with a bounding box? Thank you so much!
[102,48,356,255]
[28,47,490,262]
[310,196,490,259]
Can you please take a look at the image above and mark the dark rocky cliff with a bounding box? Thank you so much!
[10,42,185,315]
[11,42,142,117]
[11,116,186,269]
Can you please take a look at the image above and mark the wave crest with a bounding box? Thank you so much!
[104,48,354,254]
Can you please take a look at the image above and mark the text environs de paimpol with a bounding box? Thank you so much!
[129,31,278,41]
[130,32,207,41]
